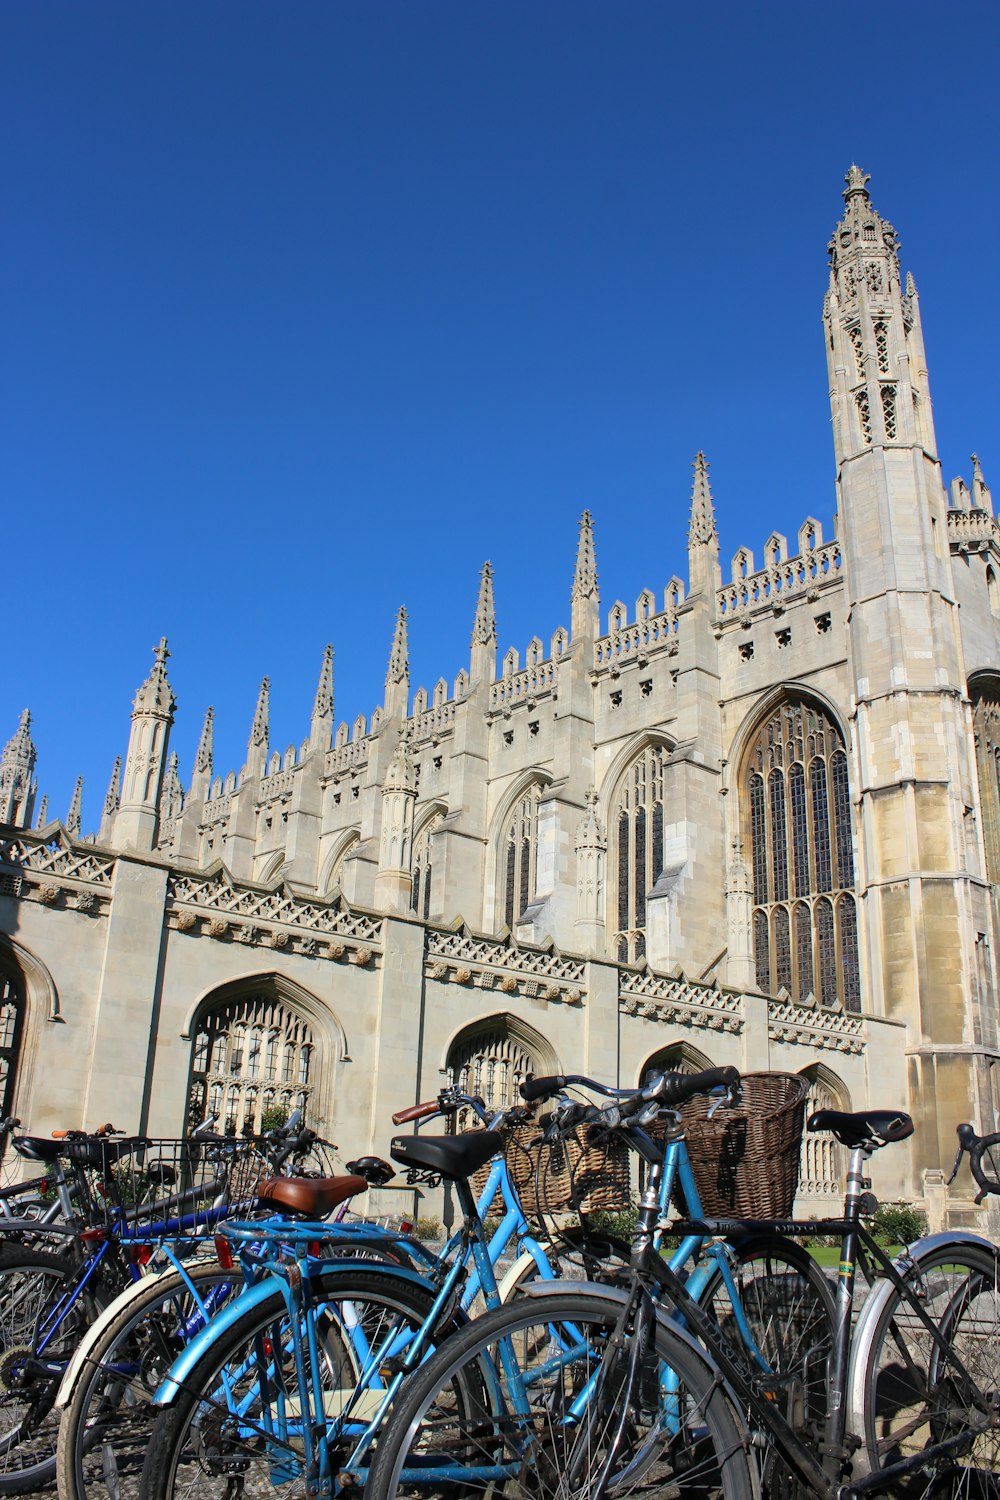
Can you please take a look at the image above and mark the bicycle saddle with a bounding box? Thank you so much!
[346,1155,396,1187]
[390,1130,503,1182]
[13,1136,64,1164]
[807,1109,913,1149]
[256,1173,368,1217]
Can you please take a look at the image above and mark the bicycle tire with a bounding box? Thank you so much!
[139,1266,461,1500]
[364,1285,757,1500]
[56,1262,240,1500]
[500,1227,633,1299]
[854,1239,1000,1495]
[0,1243,84,1495]
[698,1232,835,1432]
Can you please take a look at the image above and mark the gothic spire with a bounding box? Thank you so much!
[104,756,121,816]
[0,709,37,827]
[310,645,334,751]
[572,510,599,601]
[194,707,214,776]
[35,795,48,829]
[471,563,496,646]
[159,751,184,821]
[386,607,409,685]
[67,776,83,838]
[248,678,270,752]
[688,453,718,546]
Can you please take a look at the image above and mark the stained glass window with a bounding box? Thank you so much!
[971,684,1000,886]
[500,789,539,930]
[743,698,860,1010]
[0,966,24,1119]
[411,813,443,922]
[611,746,666,963]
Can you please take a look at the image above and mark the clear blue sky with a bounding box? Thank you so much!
[2,1,998,828]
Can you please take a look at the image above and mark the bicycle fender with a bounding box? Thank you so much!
[497,1250,550,1302]
[56,1267,179,1409]
[845,1228,998,1475]
[153,1258,438,1407]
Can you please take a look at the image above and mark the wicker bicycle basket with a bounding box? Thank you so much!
[470,1119,632,1223]
[676,1071,808,1219]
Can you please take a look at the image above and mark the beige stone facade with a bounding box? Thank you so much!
[1,168,997,1228]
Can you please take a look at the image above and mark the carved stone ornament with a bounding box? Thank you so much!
[431,961,449,980]
[329,942,346,960]
[269,930,289,949]
[499,975,518,993]
[176,911,197,932]
[236,925,258,945]
[74,891,97,914]
[541,984,561,1002]
[207,918,229,939]
[39,885,60,905]
[351,946,373,967]
[452,968,473,985]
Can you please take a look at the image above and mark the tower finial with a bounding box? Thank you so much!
[471,562,496,647]
[104,756,121,816]
[572,510,599,601]
[194,706,214,776]
[132,637,176,718]
[248,678,270,753]
[67,776,83,837]
[386,607,409,686]
[971,454,993,515]
[688,452,718,547]
[310,645,334,752]
[843,163,871,201]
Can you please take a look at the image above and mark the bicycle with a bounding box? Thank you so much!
[0,1115,345,1494]
[138,1071,841,1500]
[365,1068,1000,1500]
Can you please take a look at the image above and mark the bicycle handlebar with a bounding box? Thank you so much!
[392,1099,441,1126]
[949,1121,1000,1203]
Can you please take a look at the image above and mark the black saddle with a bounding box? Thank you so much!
[14,1136,64,1164]
[390,1130,503,1182]
[345,1155,396,1187]
[808,1109,913,1150]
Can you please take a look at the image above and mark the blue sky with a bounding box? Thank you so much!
[2,1,998,827]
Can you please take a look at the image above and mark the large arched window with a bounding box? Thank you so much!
[444,1015,553,1131]
[971,679,1000,885]
[410,812,444,921]
[500,787,540,931]
[187,988,316,1135]
[742,698,861,1010]
[612,744,667,964]
[638,1040,713,1085]
[0,960,24,1121]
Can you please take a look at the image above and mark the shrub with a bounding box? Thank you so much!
[260,1105,290,1133]
[868,1200,927,1248]
[415,1217,442,1241]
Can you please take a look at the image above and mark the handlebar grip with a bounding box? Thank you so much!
[658,1066,740,1107]
[520,1075,568,1104]
[391,1098,439,1126]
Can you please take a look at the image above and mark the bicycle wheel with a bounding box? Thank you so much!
[56,1262,240,1500]
[365,1285,757,1500]
[856,1240,1000,1496]
[698,1233,835,1431]
[140,1266,458,1500]
[500,1227,633,1300]
[0,1243,85,1495]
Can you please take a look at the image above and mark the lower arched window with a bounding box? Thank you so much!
[742,698,861,1009]
[187,989,316,1135]
[445,1018,544,1131]
[411,813,444,921]
[500,788,540,931]
[0,961,24,1120]
[798,1065,848,1201]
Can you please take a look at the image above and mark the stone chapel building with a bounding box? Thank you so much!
[1,168,998,1225]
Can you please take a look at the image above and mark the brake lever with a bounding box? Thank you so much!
[948,1142,965,1186]
[707,1090,732,1120]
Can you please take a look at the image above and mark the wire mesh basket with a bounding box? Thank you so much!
[674,1072,808,1219]
[66,1135,269,1230]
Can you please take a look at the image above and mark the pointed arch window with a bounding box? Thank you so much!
[741,698,860,1008]
[501,787,540,931]
[445,1019,541,1132]
[0,963,24,1120]
[971,682,1000,885]
[798,1065,849,1201]
[612,744,666,963]
[411,812,443,922]
[187,989,317,1135]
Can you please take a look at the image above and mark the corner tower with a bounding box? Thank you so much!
[825,169,990,1190]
